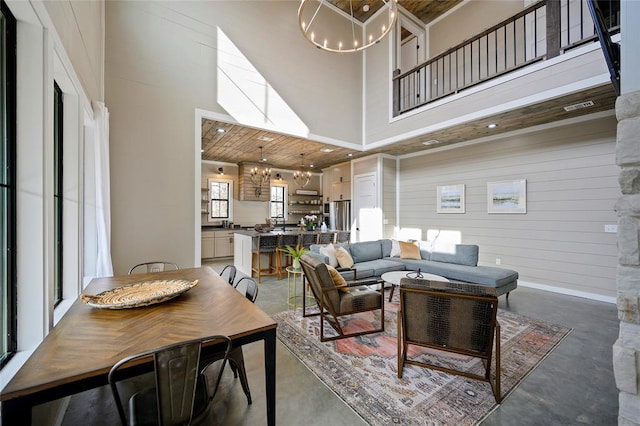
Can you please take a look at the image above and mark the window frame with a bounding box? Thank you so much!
[53,81,63,306]
[270,184,286,221]
[1,0,17,369]
[207,178,233,222]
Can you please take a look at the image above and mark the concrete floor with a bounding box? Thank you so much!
[61,259,619,425]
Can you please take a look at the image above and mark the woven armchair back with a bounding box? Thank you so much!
[399,279,498,358]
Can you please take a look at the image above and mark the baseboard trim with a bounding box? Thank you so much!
[518,280,616,304]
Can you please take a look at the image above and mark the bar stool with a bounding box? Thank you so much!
[251,234,279,283]
[316,232,335,245]
[335,230,351,244]
[275,233,301,279]
[299,232,317,249]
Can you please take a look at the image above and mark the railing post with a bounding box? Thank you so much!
[546,0,561,59]
[392,68,401,117]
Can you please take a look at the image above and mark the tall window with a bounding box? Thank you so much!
[1,0,16,368]
[209,180,230,219]
[53,82,63,305]
[270,186,285,219]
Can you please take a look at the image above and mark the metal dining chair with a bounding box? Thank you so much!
[199,276,259,405]
[219,264,237,286]
[128,261,179,275]
[108,335,232,425]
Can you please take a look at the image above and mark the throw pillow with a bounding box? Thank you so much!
[390,239,401,257]
[319,243,338,267]
[399,241,421,260]
[326,264,350,293]
[335,246,355,268]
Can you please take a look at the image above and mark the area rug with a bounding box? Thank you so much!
[274,299,571,425]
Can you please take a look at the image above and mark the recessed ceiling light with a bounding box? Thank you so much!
[258,136,274,142]
[320,148,334,153]
[363,4,370,12]
[201,149,204,153]
[309,164,314,168]
[422,140,439,145]
[487,123,498,129]
[347,153,353,157]
[216,128,225,133]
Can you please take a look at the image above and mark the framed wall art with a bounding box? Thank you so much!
[437,184,465,213]
[487,179,527,214]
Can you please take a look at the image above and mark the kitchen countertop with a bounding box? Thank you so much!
[232,228,322,237]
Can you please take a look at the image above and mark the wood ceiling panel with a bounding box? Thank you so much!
[326,0,463,24]
[202,85,616,169]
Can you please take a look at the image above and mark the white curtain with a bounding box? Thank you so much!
[93,101,113,277]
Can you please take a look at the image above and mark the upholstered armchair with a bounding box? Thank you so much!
[299,254,384,342]
[397,278,502,403]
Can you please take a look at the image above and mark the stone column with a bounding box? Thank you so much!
[615,90,640,425]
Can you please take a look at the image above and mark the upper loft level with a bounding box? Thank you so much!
[393,0,619,117]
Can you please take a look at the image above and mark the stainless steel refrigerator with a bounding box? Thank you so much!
[330,200,351,231]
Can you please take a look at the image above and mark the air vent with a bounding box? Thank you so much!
[563,101,594,112]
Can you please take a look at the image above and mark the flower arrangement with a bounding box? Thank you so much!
[304,214,318,226]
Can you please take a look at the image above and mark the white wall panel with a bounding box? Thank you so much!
[398,114,618,298]
[106,1,362,273]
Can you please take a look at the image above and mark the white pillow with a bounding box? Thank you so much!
[319,243,338,267]
[390,239,401,257]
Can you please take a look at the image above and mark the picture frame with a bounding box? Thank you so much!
[487,179,527,214]
[437,184,465,213]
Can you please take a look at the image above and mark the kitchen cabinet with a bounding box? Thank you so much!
[331,181,351,201]
[202,231,215,258]
[322,169,332,203]
[201,230,234,259]
[324,161,351,202]
[331,163,350,184]
[215,230,235,257]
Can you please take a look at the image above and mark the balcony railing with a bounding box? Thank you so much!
[392,0,620,117]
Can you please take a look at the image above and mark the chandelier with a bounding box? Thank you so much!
[297,0,398,53]
[293,153,312,188]
[250,146,271,196]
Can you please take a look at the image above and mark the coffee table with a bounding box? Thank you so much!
[381,270,449,302]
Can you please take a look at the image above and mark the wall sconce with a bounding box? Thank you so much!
[217,167,224,175]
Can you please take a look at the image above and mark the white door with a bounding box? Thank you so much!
[354,172,381,242]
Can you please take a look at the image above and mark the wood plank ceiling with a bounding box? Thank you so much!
[201,0,617,171]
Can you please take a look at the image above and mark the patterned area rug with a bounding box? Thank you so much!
[274,299,571,425]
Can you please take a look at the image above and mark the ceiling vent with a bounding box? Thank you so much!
[563,101,594,112]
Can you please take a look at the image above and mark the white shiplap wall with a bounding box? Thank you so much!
[397,114,618,300]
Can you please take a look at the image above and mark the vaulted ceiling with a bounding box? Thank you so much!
[200,1,617,171]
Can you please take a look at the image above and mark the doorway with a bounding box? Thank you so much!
[353,172,380,242]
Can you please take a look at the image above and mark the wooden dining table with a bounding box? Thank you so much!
[0,266,277,425]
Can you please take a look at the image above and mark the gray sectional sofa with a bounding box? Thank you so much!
[309,239,518,298]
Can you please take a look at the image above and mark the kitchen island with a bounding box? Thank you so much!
[234,229,322,277]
